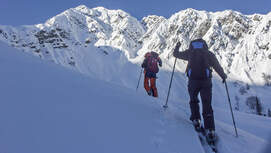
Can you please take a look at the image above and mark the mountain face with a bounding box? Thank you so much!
[0,5,271,115]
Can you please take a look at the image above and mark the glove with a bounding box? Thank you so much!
[159,63,162,67]
[141,63,144,68]
[173,42,181,57]
[176,42,181,47]
[222,74,227,83]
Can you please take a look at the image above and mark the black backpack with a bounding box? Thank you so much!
[187,40,212,80]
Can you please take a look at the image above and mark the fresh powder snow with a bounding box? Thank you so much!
[0,38,270,153]
[0,5,271,153]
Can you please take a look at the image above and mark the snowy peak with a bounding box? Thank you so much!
[139,8,271,84]
[0,5,146,64]
[141,15,166,31]
[0,6,271,87]
[74,4,91,12]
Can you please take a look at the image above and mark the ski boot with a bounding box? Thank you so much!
[147,90,152,96]
[192,119,202,132]
[206,129,216,144]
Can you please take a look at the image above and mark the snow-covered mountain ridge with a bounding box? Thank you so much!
[1,5,270,84]
[0,5,270,115]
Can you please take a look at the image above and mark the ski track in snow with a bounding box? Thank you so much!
[0,28,271,153]
[168,101,270,153]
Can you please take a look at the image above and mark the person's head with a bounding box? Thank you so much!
[189,38,208,50]
[144,52,151,58]
[150,51,158,58]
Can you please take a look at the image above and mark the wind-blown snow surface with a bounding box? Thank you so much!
[0,42,271,152]
[0,42,200,153]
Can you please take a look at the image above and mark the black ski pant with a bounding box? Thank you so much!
[188,79,215,130]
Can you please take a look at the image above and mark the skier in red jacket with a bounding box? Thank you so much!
[141,51,162,97]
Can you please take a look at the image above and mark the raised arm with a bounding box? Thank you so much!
[173,42,190,60]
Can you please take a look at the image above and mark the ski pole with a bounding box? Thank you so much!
[136,68,143,91]
[224,80,238,137]
[163,57,177,109]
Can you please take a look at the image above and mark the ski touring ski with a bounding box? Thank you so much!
[193,123,218,153]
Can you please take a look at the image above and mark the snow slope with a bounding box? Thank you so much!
[0,42,203,153]
[0,42,270,153]
[0,5,270,116]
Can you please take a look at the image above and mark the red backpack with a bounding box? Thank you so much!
[146,52,159,73]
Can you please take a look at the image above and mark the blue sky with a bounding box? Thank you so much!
[0,0,270,26]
